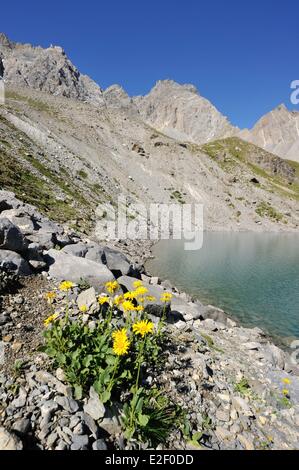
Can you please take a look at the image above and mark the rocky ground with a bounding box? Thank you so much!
[0,190,299,451]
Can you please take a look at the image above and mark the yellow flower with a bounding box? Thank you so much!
[59,281,75,292]
[160,292,172,303]
[133,320,154,337]
[282,389,289,396]
[146,295,156,302]
[122,300,135,311]
[133,280,143,288]
[44,312,60,326]
[124,291,136,300]
[105,280,120,294]
[282,378,291,385]
[79,305,88,313]
[113,295,124,306]
[98,296,110,305]
[134,305,144,312]
[112,328,130,356]
[45,291,56,303]
[134,286,149,297]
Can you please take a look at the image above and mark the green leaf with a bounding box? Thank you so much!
[101,389,111,404]
[138,413,149,427]
[74,384,83,400]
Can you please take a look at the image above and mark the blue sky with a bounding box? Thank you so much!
[1,0,299,128]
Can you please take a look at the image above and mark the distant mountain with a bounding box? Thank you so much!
[134,79,237,143]
[240,104,299,163]
[0,32,104,104]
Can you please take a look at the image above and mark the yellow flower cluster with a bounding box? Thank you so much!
[44,312,60,326]
[105,280,120,294]
[59,281,75,292]
[161,292,172,303]
[112,320,155,356]
[133,320,154,337]
[45,291,56,304]
[98,296,110,305]
[112,328,130,356]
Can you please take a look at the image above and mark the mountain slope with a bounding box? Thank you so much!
[240,104,299,163]
[134,79,237,143]
[0,34,298,235]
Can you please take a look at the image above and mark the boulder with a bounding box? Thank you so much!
[0,209,36,235]
[0,218,28,253]
[201,305,228,325]
[45,249,114,288]
[102,247,132,277]
[0,250,32,275]
[62,243,89,258]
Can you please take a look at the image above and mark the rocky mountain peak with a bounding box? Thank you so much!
[134,79,237,143]
[0,33,104,103]
[0,32,13,48]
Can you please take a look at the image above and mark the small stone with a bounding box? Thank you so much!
[0,427,23,450]
[243,342,261,351]
[12,418,31,435]
[11,387,27,408]
[56,368,66,382]
[238,434,254,450]
[216,409,230,422]
[71,434,89,450]
[226,318,237,328]
[214,426,233,442]
[41,400,59,417]
[2,335,13,343]
[11,341,23,353]
[258,416,267,426]
[92,439,107,450]
[232,396,253,417]
[83,387,105,421]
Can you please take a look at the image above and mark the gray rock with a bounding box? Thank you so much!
[92,439,108,450]
[243,342,261,351]
[0,427,23,450]
[77,287,98,313]
[0,217,28,252]
[232,396,253,417]
[0,209,35,235]
[46,249,115,288]
[11,418,31,435]
[71,434,89,450]
[62,243,89,258]
[84,387,105,421]
[11,387,27,408]
[55,396,79,413]
[0,250,32,275]
[41,400,59,417]
[103,247,132,276]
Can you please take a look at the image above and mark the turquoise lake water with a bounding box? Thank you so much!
[146,232,299,342]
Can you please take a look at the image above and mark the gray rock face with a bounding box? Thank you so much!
[46,249,115,288]
[0,250,32,275]
[240,104,299,163]
[0,34,104,104]
[134,80,237,144]
[0,218,28,252]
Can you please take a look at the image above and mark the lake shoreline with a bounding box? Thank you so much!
[142,233,299,353]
